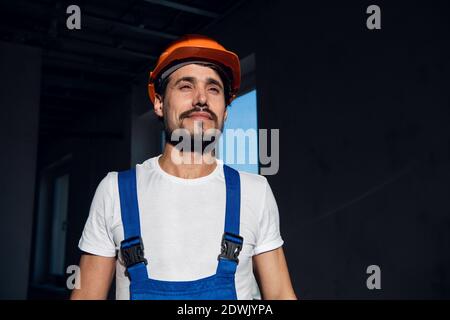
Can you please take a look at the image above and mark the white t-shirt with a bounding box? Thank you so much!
[78,155,284,300]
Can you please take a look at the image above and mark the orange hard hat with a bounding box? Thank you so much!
[148,34,241,105]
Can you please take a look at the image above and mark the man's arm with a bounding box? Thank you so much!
[70,253,116,300]
[253,247,297,300]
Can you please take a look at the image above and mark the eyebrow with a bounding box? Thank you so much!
[206,78,224,90]
[173,76,223,90]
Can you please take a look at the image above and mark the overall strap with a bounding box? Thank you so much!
[217,164,243,275]
[118,168,149,282]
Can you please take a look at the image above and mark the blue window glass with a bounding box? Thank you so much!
[217,90,258,174]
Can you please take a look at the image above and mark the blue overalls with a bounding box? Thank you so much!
[117,164,244,300]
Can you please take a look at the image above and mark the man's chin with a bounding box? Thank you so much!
[181,125,222,136]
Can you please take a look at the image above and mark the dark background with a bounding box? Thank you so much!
[0,0,449,299]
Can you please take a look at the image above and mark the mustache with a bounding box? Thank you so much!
[179,107,217,122]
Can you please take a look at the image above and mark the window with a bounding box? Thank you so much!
[217,89,259,174]
[49,173,70,276]
[217,53,257,174]
[30,155,71,295]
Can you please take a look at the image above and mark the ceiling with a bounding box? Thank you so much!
[0,0,244,138]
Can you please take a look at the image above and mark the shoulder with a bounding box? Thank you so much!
[232,169,271,207]
[89,171,119,218]
[220,163,270,195]
[237,170,269,191]
[93,171,118,200]
[100,156,159,198]
[98,156,159,193]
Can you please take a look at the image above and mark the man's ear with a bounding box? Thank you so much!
[154,93,164,118]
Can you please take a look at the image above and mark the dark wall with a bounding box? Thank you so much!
[64,92,133,273]
[208,0,450,298]
[28,88,132,299]
[1,0,449,300]
[131,75,163,166]
[0,41,42,299]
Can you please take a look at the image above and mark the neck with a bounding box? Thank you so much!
[159,143,218,179]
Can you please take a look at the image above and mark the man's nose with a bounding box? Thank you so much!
[193,86,207,107]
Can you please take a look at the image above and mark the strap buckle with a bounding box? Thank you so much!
[218,232,244,264]
[120,236,148,272]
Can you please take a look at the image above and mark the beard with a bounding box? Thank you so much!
[163,127,221,154]
[163,109,224,154]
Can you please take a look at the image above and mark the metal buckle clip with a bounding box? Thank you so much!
[120,236,148,272]
[218,232,244,264]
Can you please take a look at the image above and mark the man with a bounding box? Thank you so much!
[71,34,297,300]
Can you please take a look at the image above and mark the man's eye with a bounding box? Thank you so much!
[209,87,220,93]
[180,84,192,90]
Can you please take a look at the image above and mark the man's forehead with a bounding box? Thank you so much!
[169,64,223,83]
